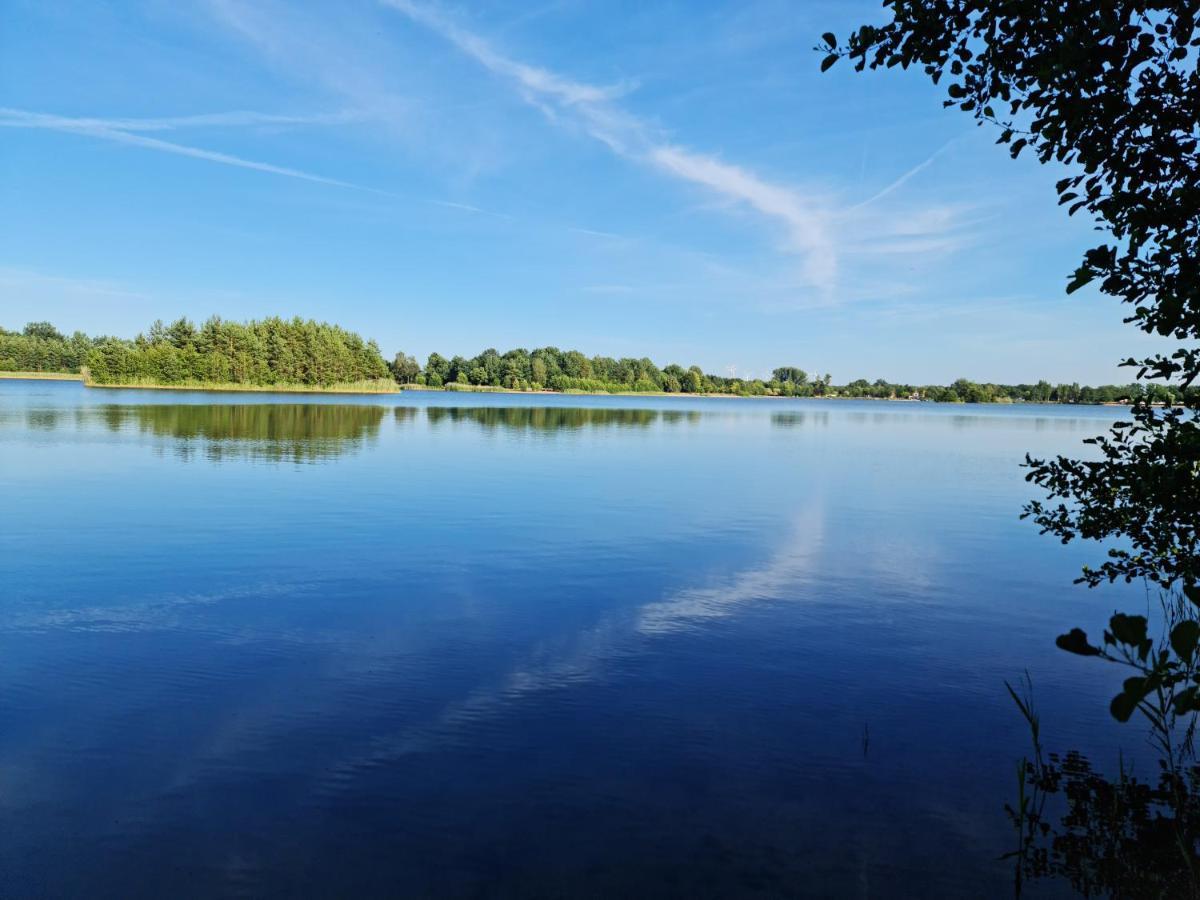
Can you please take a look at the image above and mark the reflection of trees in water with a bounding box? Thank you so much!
[24,410,61,430]
[1010,746,1200,898]
[423,406,699,430]
[771,411,829,428]
[99,404,385,463]
[1007,594,1200,899]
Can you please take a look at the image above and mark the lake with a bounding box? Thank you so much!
[0,379,1146,897]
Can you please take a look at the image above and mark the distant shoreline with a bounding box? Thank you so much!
[0,373,1143,406]
[5,317,1188,405]
[400,384,1100,405]
[0,371,84,381]
[405,383,808,400]
[82,378,400,395]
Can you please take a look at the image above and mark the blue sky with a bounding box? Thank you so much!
[0,0,1165,382]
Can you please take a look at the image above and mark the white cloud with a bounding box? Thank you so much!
[648,144,837,290]
[386,0,630,107]
[61,110,361,133]
[382,0,840,295]
[0,108,369,191]
[848,138,959,212]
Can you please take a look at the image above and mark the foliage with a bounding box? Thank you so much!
[415,344,1176,401]
[1027,408,1200,588]
[1007,597,1200,896]
[1056,593,1200,752]
[0,325,98,373]
[1009,740,1200,897]
[8,318,1193,403]
[827,2,1198,344]
[84,317,390,388]
[22,321,65,342]
[823,4,1200,892]
[390,352,421,384]
[824,0,1200,586]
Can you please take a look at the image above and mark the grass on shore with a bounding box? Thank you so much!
[82,376,400,395]
[0,371,84,381]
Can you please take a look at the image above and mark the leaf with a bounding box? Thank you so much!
[822,32,837,49]
[1185,583,1200,608]
[1066,266,1095,294]
[1109,613,1148,646]
[1056,628,1101,656]
[1110,676,1148,722]
[821,54,839,72]
[1173,686,1200,714]
[1171,620,1200,661]
[1110,691,1139,722]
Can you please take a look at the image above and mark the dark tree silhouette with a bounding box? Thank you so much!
[825,3,1200,592]
[823,0,1199,655]
[822,4,1200,893]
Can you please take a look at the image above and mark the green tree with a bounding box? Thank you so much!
[84,317,389,387]
[390,352,421,384]
[166,317,197,349]
[772,366,807,384]
[22,321,64,342]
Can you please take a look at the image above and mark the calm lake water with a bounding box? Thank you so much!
[0,379,1149,897]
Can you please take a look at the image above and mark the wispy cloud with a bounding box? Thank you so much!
[647,144,837,289]
[382,0,839,295]
[51,110,361,133]
[204,0,418,130]
[388,0,630,107]
[1,106,510,220]
[0,265,149,301]
[849,137,960,212]
[186,0,977,309]
[0,107,370,191]
[568,226,629,240]
[580,284,636,294]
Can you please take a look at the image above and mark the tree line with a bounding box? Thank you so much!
[2,317,391,389]
[0,322,105,372]
[2,318,1192,404]
[400,344,1190,403]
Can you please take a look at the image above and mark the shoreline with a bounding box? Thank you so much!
[83,379,400,395]
[0,374,1139,406]
[406,385,1139,406]
[0,371,84,381]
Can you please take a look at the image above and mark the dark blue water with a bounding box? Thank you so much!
[0,380,1147,897]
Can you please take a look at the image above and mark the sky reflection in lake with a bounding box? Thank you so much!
[0,380,1142,897]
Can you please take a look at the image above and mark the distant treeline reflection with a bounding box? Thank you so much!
[422,406,700,429]
[100,403,386,463]
[68,400,1027,460]
[771,411,829,428]
[64,401,858,461]
[88,403,716,461]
